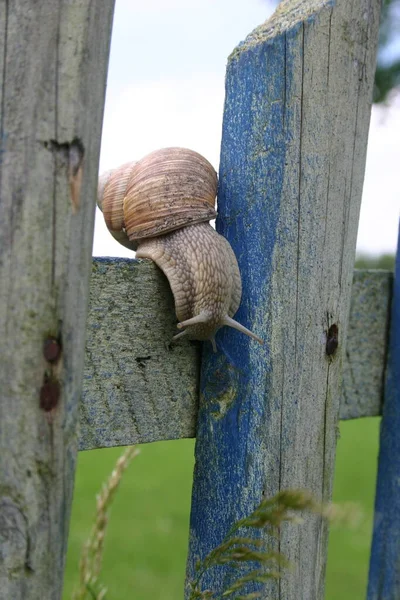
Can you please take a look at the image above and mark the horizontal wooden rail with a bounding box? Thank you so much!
[79,259,391,451]
[341,269,392,420]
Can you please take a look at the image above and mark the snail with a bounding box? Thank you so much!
[97,147,262,351]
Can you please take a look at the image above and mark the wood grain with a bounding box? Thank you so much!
[0,3,114,598]
[185,0,381,598]
[81,258,200,451]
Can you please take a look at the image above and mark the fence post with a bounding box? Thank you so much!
[368,224,400,600]
[0,2,114,598]
[185,0,380,598]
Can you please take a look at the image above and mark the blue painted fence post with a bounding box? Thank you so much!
[367,224,400,600]
[185,1,380,599]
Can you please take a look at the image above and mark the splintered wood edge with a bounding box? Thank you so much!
[80,261,391,450]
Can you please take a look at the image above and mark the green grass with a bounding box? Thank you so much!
[64,418,380,600]
[326,417,381,600]
[63,440,196,600]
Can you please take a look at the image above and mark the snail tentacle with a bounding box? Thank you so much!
[222,316,264,345]
[176,313,210,329]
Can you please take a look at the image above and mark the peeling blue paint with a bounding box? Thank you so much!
[186,25,303,598]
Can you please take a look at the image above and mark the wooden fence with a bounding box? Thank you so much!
[2,0,398,599]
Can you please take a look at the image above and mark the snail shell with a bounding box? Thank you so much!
[98,148,217,250]
[97,147,262,349]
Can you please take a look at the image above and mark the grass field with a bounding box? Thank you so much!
[63,417,381,600]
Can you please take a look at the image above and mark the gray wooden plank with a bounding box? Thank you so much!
[81,258,200,451]
[341,269,392,420]
[0,3,114,599]
[80,263,390,451]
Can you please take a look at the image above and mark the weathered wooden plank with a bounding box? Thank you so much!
[0,3,114,599]
[368,228,400,600]
[341,269,392,420]
[185,0,381,598]
[81,258,200,451]
[80,264,390,450]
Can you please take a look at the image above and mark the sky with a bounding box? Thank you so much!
[93,0,400,258]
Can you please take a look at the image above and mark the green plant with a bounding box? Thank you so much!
[188,490,360,600]
[72,446,140,600]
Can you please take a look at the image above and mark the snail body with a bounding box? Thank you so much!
[98,147,262,350]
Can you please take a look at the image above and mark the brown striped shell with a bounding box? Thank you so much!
[98,148,217,249]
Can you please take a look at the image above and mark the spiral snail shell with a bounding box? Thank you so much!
[97,147,262,351]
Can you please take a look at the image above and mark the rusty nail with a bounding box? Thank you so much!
[43,338,61,363]
[40,377,60,412]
